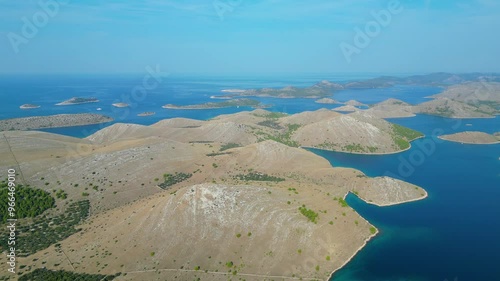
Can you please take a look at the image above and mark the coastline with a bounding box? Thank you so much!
[354,189,429,207]
[301,135,425,156]
[326,224,379,281]
[326,188,428,280]
[418,113,497,119]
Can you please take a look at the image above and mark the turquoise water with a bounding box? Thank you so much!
[1,75,499,280]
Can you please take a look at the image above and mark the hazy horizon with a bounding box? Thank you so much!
[1,0,500,74]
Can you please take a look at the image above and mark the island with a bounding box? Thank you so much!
[163,98,270,109]
[211,80,344,99]
[137,112,156,117]
[342,82,500,119]
[20,104,41,109]
[210,73,500,100]
[0,109,427,281]
[210,95,232,99]
[0,114,113,131]
[56,97,99,105]
[438,131,500,144]
[112,103,129,108]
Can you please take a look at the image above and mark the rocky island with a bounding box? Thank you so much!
[112,103,130,108]
[20,104,41,109]
[438,131,500,144]
[0,114,113,131]
[163,98,270,109]
[56,97,99,105]
[137,111,156,117]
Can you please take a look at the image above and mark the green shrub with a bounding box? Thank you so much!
[298,206,319,223]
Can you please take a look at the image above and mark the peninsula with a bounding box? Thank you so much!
[0,114,113,131]
[56,97,99,105]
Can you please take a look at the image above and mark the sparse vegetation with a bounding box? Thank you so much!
[220,143,241,151]
[234,172,285,182]
[338,198,348,208]
[258,123,301,147]
[0,200,90,256]
[55,189,67,199]
[257,119,283,129]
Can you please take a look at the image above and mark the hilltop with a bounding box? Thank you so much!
[365,99,416,118]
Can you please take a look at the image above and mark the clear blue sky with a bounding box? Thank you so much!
[1,0,499,75]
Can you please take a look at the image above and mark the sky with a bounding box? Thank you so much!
[0,0,499,75]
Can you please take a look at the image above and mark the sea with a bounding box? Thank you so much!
[0,74,499,281]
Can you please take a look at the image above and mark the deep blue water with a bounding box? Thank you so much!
[316,115,500,281]
[1,75,499,280]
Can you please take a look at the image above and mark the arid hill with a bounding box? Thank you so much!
[365,98,416,118]
[344,100,366,107]
[412,82,500,118]
[315,98,340,104]
[429,82,500,104]
[414,98,496,118]
[291,111,423,154]
[0,109,428,281]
